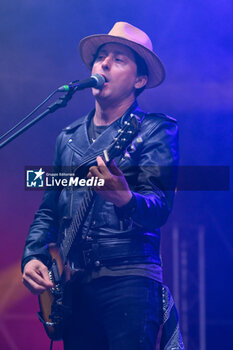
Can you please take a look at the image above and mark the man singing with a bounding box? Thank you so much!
[22,22,184,349]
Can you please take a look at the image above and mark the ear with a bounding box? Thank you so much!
[134,75,148,89]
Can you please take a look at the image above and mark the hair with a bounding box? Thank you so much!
[91,43,149,97]
[132,50,148,97]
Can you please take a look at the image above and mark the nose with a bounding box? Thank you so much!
[101,55,111,70]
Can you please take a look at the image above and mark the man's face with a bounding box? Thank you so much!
[91,43,140,103]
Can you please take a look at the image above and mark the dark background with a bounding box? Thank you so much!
[0,1,232,349]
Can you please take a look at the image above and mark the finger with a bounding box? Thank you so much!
[23,278,47,295]
[108,160,123,176]
[96,155,106,166]
[39,266,54,287]
[24,268,52,288]
[89,165,103,178]
[96,156,110,176]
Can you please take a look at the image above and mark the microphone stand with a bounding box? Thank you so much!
[0,87,78,150]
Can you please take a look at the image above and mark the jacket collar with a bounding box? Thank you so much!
[66,101,144,167]
[63,100,143,132]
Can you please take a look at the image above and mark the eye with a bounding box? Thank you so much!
[115,57,124,62]
[95,54,105,61]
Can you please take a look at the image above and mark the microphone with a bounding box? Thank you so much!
[58,74,106,92]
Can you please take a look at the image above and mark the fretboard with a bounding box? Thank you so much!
[59,187,95,262]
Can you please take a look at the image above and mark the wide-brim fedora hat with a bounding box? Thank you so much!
[79,22,165,88]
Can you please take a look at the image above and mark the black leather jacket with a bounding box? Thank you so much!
[22,103,178,271]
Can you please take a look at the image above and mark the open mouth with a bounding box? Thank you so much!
[101,74,109,83]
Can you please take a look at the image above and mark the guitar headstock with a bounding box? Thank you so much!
[103,113,140,163]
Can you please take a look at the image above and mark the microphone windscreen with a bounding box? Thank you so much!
[91,74,106,89]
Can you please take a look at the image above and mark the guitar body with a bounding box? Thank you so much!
[38,244,71,340]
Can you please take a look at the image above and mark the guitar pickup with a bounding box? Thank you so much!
[51,259,61,284]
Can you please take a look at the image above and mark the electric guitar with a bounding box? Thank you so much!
[37,113,142,340]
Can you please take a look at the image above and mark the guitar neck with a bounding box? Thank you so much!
[59,188,95,262]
